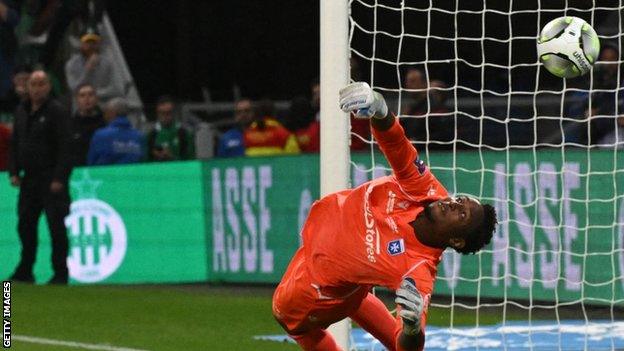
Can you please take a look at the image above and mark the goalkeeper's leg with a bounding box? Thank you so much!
[289,329,341,351]
[272,248,345,350]
[350,293,402,350]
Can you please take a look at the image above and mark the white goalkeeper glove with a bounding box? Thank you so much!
[338,82,388,119]
[395,278,424,336]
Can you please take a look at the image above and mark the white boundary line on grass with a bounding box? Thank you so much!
[13,335,150,351]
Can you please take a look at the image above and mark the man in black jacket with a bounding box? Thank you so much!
[71,83,104,166]
[8,70,73,284]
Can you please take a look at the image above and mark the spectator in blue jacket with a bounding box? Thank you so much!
[216,98,253,157]
[87,97,144,165]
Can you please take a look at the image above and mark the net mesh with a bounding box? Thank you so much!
[348,0,624,349]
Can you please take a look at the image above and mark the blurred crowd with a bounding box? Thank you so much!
[562,43,624,146]
[2,1,624,175]
[215,81,371,158]
[0,0,372,173]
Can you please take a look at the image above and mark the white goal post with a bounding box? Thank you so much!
[320,0,351,349]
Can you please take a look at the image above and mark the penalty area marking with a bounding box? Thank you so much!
[13,335,150,351]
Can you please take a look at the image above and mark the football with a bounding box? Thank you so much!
[537,16,600,78]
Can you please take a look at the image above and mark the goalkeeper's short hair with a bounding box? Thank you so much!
[456,204,497,255]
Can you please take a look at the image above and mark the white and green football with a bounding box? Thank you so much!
[537,16,600,78]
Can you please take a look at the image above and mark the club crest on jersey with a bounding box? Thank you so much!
[387,239,405,256]
[414,159,427,175]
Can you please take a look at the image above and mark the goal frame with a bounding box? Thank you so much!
[320,0,351,348]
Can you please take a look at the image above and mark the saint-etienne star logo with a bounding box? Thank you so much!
[387,238,405,256]
[65,170,127,283]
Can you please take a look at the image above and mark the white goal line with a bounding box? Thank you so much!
[13,335,150,351]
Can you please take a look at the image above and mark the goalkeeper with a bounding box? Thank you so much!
[272,82,497,351]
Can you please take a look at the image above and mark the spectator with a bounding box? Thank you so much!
[591,44,624,146]
[405,80,453,149]
[216,98,253,157]
[65,26,123,105]
[565,44,623,146]
[87,97,144,165]
[243,99,300,156]
[8,70,73,284]
[597,116,624,147]
[71,83,104,166]
[0,64,32,126]
[0,122,9,170]
[40,0,107,67]
[283,96,319,153]
[0,0,19,100]
[402,68,428,116]
[425,80,453,147]
[400,67,453,147]
[147,95,194,161]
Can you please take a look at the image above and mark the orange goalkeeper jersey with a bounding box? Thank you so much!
[301,118,448,299]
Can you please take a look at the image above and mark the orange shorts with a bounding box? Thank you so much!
[272,248,370,335]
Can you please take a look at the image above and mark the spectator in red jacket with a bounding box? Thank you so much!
[284,96,319,153]
[243,99,300,156]
[0,122,10,171]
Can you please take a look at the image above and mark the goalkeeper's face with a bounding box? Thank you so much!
[424,196,485,250]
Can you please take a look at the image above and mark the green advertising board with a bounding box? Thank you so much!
[203,156,318,283]
[203,151,624,304]
[1,151,623,304]
[425,149,624,304]
[0,162,208,284]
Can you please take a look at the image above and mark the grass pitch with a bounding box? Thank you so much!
[7,283,576,351]
[9,283,296,351]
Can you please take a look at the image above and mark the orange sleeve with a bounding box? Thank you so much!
[372,118,438,196]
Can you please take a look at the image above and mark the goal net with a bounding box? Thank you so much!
[345,0,624,349]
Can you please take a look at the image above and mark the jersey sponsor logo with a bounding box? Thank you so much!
[386,191,396,214]
[364,184,379,263]
[415,159,427,175]
[387,238,405,256]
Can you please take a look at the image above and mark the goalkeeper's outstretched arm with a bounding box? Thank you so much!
[339,82,427,187]
[370,110,395,132]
